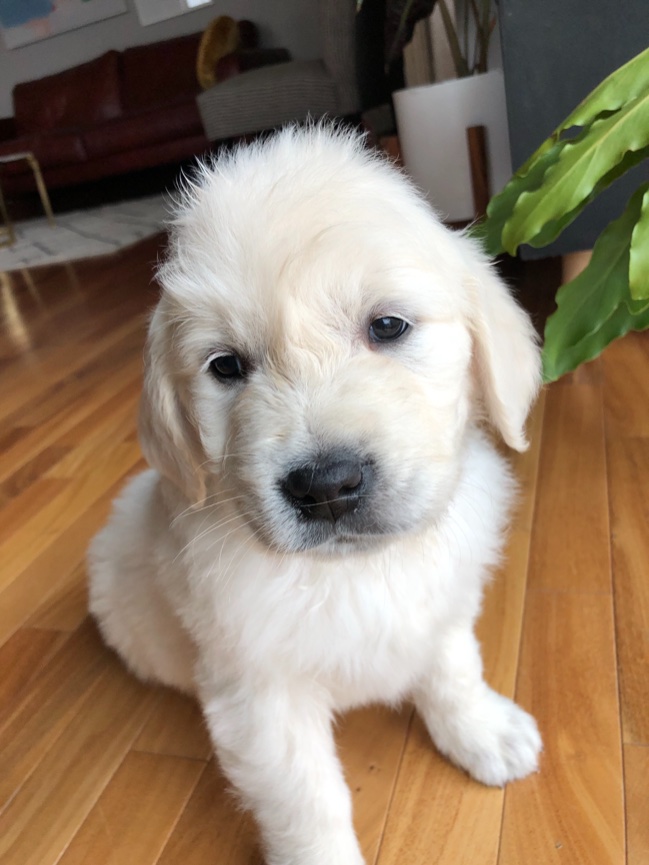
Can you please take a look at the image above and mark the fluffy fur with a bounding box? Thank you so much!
[88,125,542,865]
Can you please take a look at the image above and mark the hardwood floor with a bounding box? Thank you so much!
[0,239,647,865]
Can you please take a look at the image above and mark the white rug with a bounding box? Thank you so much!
[0,195,169,272]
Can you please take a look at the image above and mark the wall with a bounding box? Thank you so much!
[499,0,649,257]
[0,1,320,117]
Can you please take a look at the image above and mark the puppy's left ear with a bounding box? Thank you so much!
[138,302,207,504]
[461,237,542,451]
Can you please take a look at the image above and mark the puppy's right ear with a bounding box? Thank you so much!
[459,235,542,452]
[138,303,207,504]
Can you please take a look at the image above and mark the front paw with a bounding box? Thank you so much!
[435,689,542,787]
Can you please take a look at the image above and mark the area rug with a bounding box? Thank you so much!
[0,195,169,272]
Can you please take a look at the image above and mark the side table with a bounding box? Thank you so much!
[0,152,56,247]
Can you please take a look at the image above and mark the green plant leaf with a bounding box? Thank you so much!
[560,46,649,131]
[629,185,649,301]
[515,46,649,178]
[543,298,649,382]
[542,182,649,382]
[502,93,649,254]
[522,143,649,250]
[470,139,567,256]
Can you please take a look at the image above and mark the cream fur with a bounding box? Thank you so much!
[88,125,542,865]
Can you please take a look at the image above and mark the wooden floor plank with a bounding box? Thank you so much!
[602,331,649,438]
[603,334,649,747]
[376,713,505,865]
[478,390,546,696]
[134,688,213,762]
[0,627,68,711]
[155,759,261,865]
[0,443,72,504]
[337,705,413,865]
[498,592,625,865]
[0,621,107,808]
[0,440,141,594]
[624,744,649,865]
[0,477,71,549]
[45,385,140,479]
[606,437,649,745]
[0,359,141,489]
[57,751,203,865]
[526,371,611,594]
[26,562,89,632]
[0,316,145,425]
[0,465,144,647]
[0,647,156,865]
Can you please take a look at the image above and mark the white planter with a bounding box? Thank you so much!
[393,70,512,222]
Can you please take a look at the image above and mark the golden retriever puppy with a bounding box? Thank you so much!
[89,124,542,865]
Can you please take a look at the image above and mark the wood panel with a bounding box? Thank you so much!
[0,621,108,807]
[478,390,546,695]
[156,759,262,865]
[624,744,649,865]
[602,331,649,438]
[0,652,156,865]
[0,440,141,594]
[57,751,203,865]
[603,335,649,746]
[134,688,213,762]
[376,714,505,865]
[606,438,649,744]
[526,372,610,594]
[26,562,89,632]
[498,592,624,865]
[0,627,67,710]
[0,465,145,647]
[338,705,413,865]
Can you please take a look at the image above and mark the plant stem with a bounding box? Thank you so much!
[438,0,471,77]
[469,0,490,73]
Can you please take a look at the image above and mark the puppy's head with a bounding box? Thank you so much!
[140,126,540,553]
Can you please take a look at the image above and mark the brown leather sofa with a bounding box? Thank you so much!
[0,33,209,194]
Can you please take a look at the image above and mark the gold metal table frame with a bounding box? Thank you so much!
[0,151,56,247]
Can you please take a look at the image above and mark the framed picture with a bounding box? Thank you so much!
[0,0,128,50]
[134,0,213,28]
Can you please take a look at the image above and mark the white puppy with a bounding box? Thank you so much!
[89,125,542,865]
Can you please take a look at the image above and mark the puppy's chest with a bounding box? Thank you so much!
[222,552,454,704]
[300,574,440,702]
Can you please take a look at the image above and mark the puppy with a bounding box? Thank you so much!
[88,124,542,865]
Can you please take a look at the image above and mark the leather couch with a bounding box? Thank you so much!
[0,33,209,194]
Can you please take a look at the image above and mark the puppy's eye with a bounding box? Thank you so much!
[208,353,247,382]
[369,316,410,343]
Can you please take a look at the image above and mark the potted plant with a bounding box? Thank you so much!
[390,0,511,221]
[474,45,649,381]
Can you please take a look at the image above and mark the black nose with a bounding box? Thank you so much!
[282,456,373,523]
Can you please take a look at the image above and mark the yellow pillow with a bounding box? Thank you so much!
[196,16,240,90]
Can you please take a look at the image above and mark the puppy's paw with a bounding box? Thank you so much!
[437,689,542,787]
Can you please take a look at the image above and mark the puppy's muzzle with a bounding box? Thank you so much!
[281,454,375,524]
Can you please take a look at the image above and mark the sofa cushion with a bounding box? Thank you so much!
[14,52,122,135]
[33,130,87,167]
[121,34,202,113]
[0,131,86,170]
[83,99,203,159]
[0,135,36,161]
[197,59,339,142]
